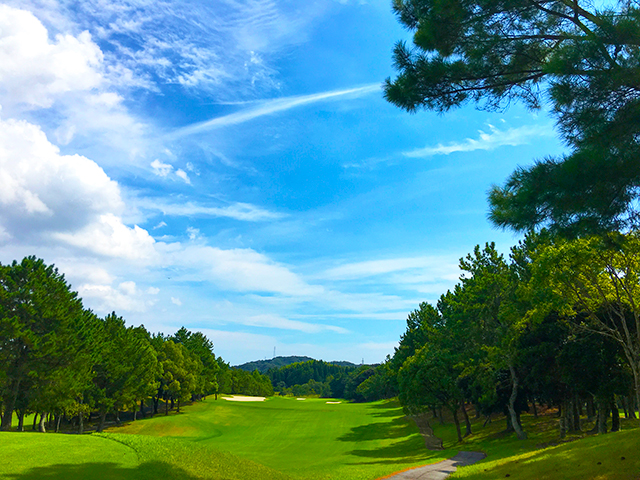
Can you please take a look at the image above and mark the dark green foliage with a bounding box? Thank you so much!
[0,257,92,431]
[235,356,316,373]
[386,0,640,234]
[267,360,356,389]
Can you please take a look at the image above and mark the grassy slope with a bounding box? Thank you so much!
[6,397,638,480]
[428,410,640,480]
[0,397,451,480]
[113,396,453,480]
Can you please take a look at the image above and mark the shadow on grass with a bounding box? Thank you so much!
[4,461,199,480]
[338,416,412,442]
[346,436,432,465]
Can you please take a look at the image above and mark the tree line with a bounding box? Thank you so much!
[386,232,640,442]
[0,256,271,433]
[266,359,394,402]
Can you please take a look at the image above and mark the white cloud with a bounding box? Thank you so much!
[151,159,173,177]
[169,84,381,138]
[322,255,458,280]
[404,123,554,158]
[244,314,348,334]
[0,5,103,108]
[147,287,160,295]
[54,213,156,260]
[171,297,182,306]
[159,243,323,296]
[186,227,200,240]
[175,169,191,184]
[78,281,153,313]
[139,199,284,222]
[150,160,192,185]
[0,117,155,261]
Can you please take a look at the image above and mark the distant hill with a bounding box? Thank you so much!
[235,356,315,373]
[235,356,359,373]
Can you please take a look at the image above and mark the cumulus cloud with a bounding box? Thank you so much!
[0,116,154,260]
[0,5,103,108]
[78,281,153,313]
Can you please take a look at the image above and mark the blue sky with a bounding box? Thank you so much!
[0,0,564,365]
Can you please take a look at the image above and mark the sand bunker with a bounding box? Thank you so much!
[296,398,306,400]
[326,401,342,404]
[223,395,266,402]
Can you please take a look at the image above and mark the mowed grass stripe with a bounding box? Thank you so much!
[113,396,452,480]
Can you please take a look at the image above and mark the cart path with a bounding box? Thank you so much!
[381,451,486,480]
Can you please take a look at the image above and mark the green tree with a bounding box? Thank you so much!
[173,327,219,400]
[385,0,640,234]
[0,257,91,432]
[531,232,640,420]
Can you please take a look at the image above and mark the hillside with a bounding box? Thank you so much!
[235,356,315,373]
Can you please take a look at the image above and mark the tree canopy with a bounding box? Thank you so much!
[385,0,640,234]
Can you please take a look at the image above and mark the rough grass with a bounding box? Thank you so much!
[430,409,640,480]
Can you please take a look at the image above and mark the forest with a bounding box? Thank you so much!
[384,231,640,442]
[0,256,272,434]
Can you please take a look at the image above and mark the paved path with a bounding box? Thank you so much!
[383,451,486,480]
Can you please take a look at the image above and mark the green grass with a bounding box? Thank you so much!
[428,410,640,480]
[0,397,451,480]
[4,397,639,480]
[112,396,453,480]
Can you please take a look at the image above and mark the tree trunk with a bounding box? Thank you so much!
[17,411,24,432]
[170,398,174,410]
[449,404,462,443]
[78,412,84,434]
[586,396,596,420]
[133,410,137,421]
[611,399,620,432]
[532,399,538,418]
[55,415,61,433]
[597,397,608,434]
[38,412,47,433]
[572,396,581,432]
[115,411,121,424]
[460,400,472,437]
[559,402,567,439]
[140,400,145,419]
[97,410,107,433]
[153,396,159,415]
[165,398,169,416]
[0,378,21,431]
[177,399,181,413]
[437,408,444,425]
[32,413,38,431]
[483,415,492,427]
[508,364,527,439]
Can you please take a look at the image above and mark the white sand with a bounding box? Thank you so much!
[296,398,306,400]
[223,395,266,402]
[326,401,342,404]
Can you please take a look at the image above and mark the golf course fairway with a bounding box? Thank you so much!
[1,397,455,480]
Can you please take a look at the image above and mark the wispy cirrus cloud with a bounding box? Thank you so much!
[168,84,381,138]
[138,199,284,222]
[321,255,459,281]
[404,123,554,158]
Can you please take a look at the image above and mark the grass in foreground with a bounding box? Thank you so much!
[113,396,453,480]
[0,397,451,480]
[428,409,640,480]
